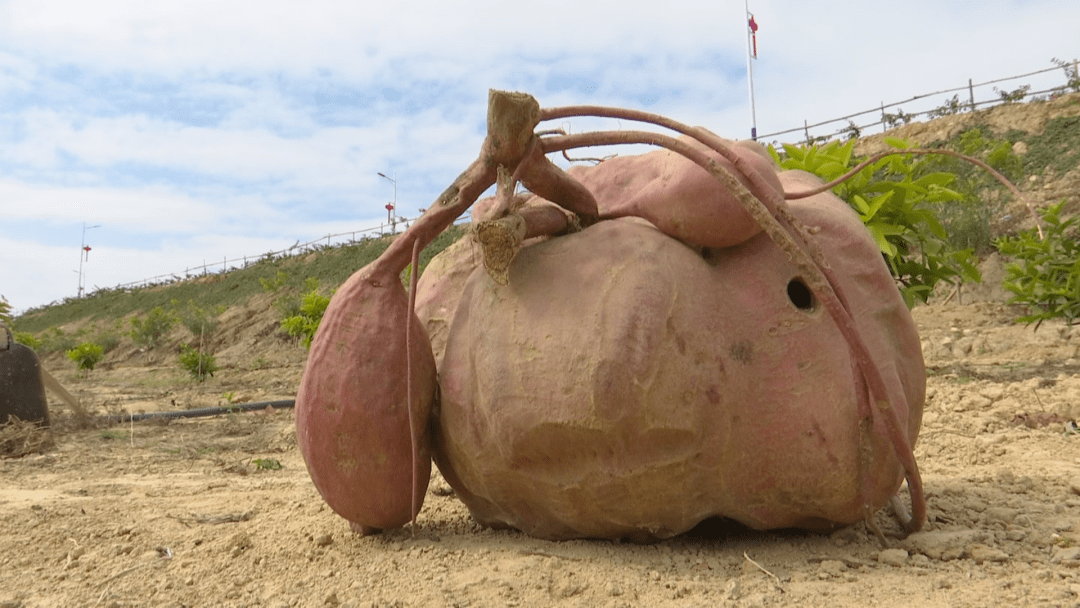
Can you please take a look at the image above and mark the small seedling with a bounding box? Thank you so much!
[252,458,282,471]
[67,342,104,375]
[178,345,218,382]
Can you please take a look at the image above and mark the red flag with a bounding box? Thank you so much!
[748,14,759,59]
[83,245,91,260]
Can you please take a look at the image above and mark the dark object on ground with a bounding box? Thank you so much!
[0,325,50,427]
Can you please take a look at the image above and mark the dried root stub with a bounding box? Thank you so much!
[473,204,571,284]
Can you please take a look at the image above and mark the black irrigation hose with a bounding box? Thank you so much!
[96,399,296,425]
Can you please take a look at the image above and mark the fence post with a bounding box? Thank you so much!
[968,78,975,111]
[881,102,887,133]
[804,120,810,145]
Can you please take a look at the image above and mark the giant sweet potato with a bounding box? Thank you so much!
[430,168,924,541]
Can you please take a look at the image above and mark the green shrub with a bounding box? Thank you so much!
[280,284,332,349]
[770,138,979,307]
[129,306,177,349]
[0,295,11,327]
[995,200,1080,327]
[14,332,41,350]
[66,342,104,373]
[178,345,218,381]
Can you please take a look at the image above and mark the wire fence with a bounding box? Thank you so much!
[760,58,1080,146]
[99,211,473,294]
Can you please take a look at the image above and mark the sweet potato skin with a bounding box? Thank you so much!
[569,136,785,248]
[295,266,437,532]
[432,172,924,541]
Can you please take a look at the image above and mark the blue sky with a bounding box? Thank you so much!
[1,0,1077,315]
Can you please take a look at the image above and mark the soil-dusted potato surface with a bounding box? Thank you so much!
[4,287,1080,608]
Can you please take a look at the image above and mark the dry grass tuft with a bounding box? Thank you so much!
[0,416,55,458]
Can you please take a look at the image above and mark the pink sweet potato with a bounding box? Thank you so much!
[431,169,924,541]
[565,135,784,249]
[295,266,437,534]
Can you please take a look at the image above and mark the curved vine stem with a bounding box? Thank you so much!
[406,237,422,532]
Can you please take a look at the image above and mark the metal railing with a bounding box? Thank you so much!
[760,59,1079,146]
[79,211,473,298]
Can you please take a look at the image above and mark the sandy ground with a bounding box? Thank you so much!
[4,284,1080,608]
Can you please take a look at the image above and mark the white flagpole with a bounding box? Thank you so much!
[745,0,758,140]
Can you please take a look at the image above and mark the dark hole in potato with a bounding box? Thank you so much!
[787,278,815,311]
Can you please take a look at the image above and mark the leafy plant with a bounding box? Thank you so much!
[839,120,861,141]
[280,284,333,349]
[66,342,104,374]
[994,84,1030,104]
[252,458,282,471]
[14,331,41,350]
[129,306,177,349]
[882,109,913,129]
[928,94,967,118]
[0,295,11,327]
[995,200,1080,327]
[178,345,218,381]
[769,138,980,307]
[1051,57,1080,95]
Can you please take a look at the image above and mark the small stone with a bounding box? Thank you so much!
[968,543,1009,563]
[324,592,340,605]
[818,560,847,577]
[606,582,623,597]
[877,548,909,566]
[315,534,333,547]
[905,530,983,560]
[1052,547,1080,564]
[984,507,1018,525]
[1069,477,1080,496]
[723,579,740,601]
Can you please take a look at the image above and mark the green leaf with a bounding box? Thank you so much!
[913,172,956,189]
[884,137,912,150]
[861,190,894,222]
[866,222,903,256]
